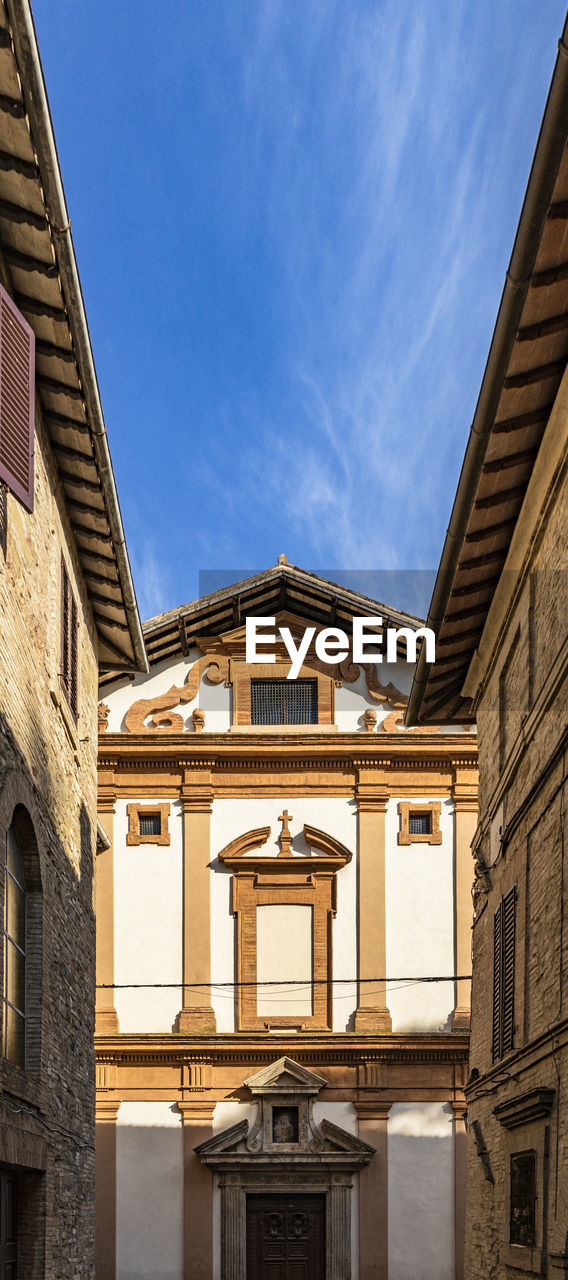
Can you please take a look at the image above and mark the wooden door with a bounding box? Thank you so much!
[0,1172,17,1279]
[246,1194,325,1280]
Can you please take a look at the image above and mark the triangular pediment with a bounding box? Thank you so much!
[194,1119,249,1157]
[245,1056,327,1096]
[319,1119,375,1155]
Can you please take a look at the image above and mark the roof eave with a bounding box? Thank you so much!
[7,0,148,675]
[406,18,568,726]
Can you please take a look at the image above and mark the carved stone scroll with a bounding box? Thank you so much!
[124,655,228,733]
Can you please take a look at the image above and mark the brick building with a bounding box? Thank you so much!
[95,562,477,1280]
[0,1,146,1274]
[407,17,568,1277]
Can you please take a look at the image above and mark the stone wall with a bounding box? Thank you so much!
[0,406,99,1277]
[465,441,568,1277]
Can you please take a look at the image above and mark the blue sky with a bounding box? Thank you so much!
[34,1,567,619]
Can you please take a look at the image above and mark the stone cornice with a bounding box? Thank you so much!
[94,1032,469,1067]
[98,736,477,801]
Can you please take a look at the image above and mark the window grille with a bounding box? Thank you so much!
[3,826,25,1068]
[251,679,318,725]
[510,1151,536,1247]
[493,887,516,1060]
[139,814,161,837]
[409,812,432,836]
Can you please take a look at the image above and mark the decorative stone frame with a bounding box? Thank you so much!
[218,825,352,1031]
[397,800,442,845]
[231,660,334,727]
[126,803,170,846]
[196,1058,375,1280]
[494,1088,555,1275]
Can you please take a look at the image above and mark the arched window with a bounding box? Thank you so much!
[4,823,26,1067]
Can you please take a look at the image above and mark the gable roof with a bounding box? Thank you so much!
[137,560,424,670]
[1,0,146,673]
[407,14,568,725]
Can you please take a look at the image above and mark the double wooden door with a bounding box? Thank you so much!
[246,1194,325,1280]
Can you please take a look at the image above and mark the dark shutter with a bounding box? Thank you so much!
[502,887,516,1054]
[0,283,35,511]
[492,899,503,1060]
[492,887,516,1060]
[61,556,79,718]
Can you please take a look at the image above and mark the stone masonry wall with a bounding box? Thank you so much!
[465,446,568,1278]
[0,403,99,1278]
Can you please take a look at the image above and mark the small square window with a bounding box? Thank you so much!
[510,1151,536,1247]
[126,804,170,847]
[409,812,432,836]
[139,814,161,837]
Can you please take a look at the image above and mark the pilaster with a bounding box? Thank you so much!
[219,1179,246,1280]
[96,768,119,1034]
[175,763,217,1033]
[95,1098,120,1280]
[179,1100,216,1278]
[451,761,478,1029]
[355,1101,391,1280]
[451,1100,467,1280]
[354,764,391,1033]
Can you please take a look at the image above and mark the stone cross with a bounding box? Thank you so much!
[278,809,293,856]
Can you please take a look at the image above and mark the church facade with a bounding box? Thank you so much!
[95,563,477,1280]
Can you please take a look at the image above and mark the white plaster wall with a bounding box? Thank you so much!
[117,1101,183,1280]
[334,662,413,733]
[210,798,358,1031]
[102,647,231,733]
[385,798,455,1032]
[114,797,183,1032]
[388,1103,454,1280]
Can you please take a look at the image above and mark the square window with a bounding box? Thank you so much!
[139,814,161,837]
[409,812,432,836]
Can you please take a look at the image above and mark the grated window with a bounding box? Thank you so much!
[409,812,432,836]
[139,814,161,837]
[510,1151,536,1247]
[251,679,318,725]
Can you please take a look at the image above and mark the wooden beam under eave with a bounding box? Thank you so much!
[464,516,518,544]
[517,312,568,342]
[482,447,538,474]
[503,356,565,388]
[492,403,554,433]
[474,484,527,510]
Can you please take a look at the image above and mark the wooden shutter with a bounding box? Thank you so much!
[492,899,503,1060]
[0,284,35,511]
[502,887,516,1053]
[492,887,516,1060]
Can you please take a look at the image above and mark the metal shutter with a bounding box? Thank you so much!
[0,284,35,512]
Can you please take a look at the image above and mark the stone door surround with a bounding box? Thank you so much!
[196,1057,374,1280]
